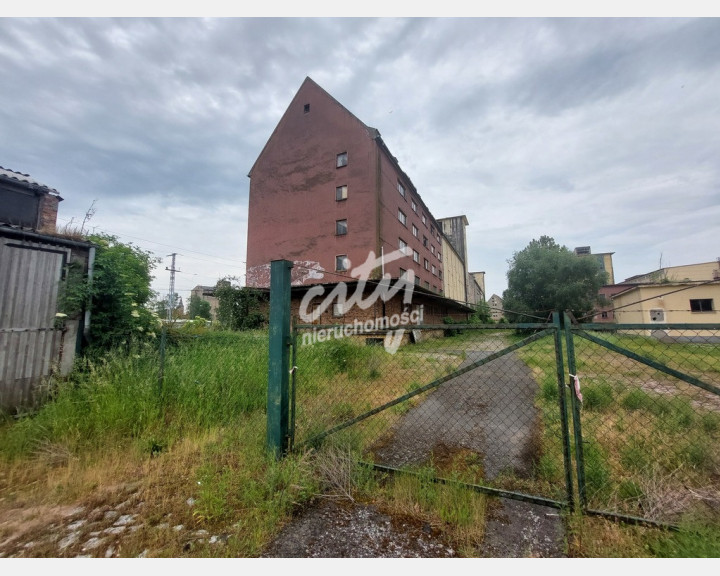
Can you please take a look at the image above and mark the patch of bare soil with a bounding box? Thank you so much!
[262,499,456,558]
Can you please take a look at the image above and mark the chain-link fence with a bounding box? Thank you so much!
[292,322,573,508]
[290,318,720,526]
[563,321,720,525]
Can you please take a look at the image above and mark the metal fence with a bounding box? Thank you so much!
[286,315,720,527]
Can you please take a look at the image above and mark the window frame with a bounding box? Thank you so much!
[336,151,348,168]
[335,219,348,236]
[335,185,348,201]
[397,180,406,198]
[335,255,349,272]
[398,209,407,226]
[690,298,714,312]
[399,238,408,255]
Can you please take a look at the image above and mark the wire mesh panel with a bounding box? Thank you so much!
[293,324,571,505]
[567,324,720,525]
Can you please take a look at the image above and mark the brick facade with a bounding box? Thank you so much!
[246,77,445,294]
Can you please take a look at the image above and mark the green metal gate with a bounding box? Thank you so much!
[563,314,720,527]
[265,264,720,527]
[290,315,576,512]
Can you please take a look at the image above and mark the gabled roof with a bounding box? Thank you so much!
[0,166,61,197]
[247,76,368,178]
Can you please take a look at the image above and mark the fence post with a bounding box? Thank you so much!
[564,311,587,508]
[267,259,293,458]
[553,311,576,511]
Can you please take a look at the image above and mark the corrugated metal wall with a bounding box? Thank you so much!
[0,237,71,411]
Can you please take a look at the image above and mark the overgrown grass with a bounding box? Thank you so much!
[293,334,465,450]
[2,325,718,557]
[1,330,269,459]
[516,328,720,555]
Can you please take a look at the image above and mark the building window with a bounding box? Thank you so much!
[411,199,417,212]
[399,238,408,255]
[424,281,430,289]
[336,219,348,235]
[430,225,435,236]
[432,284,437,292]
[413,250,420,263]
[304,103,310,113]
[414,276,420,286]
[422,213,427,226]
[424,258,429,271]
[423,236,428,248]
[430,245,435,255]
[649,309,665,322]
[336,255,349,271]
[336,152,348,168]
[412,224,418,238]
[690,299,714,312]
[336,185,347,201]
[397,181,406,198]
[399,267,408,280]
[438,269,443,279]
[398,209,407,226]
[332,303,344,317]
[432,265,436,276]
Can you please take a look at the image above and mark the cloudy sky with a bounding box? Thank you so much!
[1,16,719,304]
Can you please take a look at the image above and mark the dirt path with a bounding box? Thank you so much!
[373,349,540,479]
[265,343,567,557]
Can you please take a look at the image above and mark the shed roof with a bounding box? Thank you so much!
[0,166,61,197]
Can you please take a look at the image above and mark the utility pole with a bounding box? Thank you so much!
[166,253,180,322]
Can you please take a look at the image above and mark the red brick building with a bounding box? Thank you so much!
[246,78,473,325]
[246,77,449,293]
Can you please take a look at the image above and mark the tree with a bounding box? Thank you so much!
[187,294,212,320]
[502,236,608,322]
[469,300,492,324]
[214,277,267,330]
[154,293,182,321]
[86,234,160,351]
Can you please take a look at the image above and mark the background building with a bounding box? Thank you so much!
[488,294,504,322]
[190,285,220,321]
[613,260,720,333]
[438,215,485,307]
